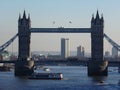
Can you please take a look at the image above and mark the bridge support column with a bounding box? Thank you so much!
[15,59,34,76]
[88,60,108,76]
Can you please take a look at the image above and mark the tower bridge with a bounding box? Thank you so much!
[0,10,120,76]
[17,10,107,76]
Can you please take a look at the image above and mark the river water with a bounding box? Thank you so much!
[0,66,120,90]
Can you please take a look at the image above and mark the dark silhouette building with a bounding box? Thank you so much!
[88,10,108,76]
[91,10,104,61]
[15,11,34,76]
[18,11,31,59]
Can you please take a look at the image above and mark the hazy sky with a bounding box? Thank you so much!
[0,0,120,54]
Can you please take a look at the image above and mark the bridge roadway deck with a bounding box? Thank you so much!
[31,28,91,33]
[0,60,119,67]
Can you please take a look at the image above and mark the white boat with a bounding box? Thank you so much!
[43,68,50,72]
[29,72,63,80]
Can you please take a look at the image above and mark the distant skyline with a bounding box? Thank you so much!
[0,0,120,54]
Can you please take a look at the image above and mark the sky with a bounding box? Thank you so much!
[0,0,120,54]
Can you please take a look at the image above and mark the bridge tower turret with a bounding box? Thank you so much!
[18,11,31,59]
[88,10,108,76]
[91,10,104,61]
[15,11,34,76]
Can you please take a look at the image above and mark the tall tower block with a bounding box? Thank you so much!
[15,11,34,76]
[61,38,69,59]
[88,11,108,76]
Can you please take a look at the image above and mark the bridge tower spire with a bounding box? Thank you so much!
[88,10,108,76]
[96,10,100,19]
[15,11,34,76]
[23,10,26,19]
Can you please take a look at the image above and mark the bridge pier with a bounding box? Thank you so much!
[15,59,34,76]
[88,60,108,76]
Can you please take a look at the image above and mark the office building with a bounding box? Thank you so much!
[112,47,118,58]
[61,38,69,59]
[77,45,85,58]
[104,51,110,58]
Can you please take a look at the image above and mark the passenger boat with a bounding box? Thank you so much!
[29,72,63,80]
[43,68,50,72]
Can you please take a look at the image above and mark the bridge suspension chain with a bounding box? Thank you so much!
[0,33,18,53]
[0,33,119,53]
[104,33,120,51]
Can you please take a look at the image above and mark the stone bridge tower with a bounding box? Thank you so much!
[88,11,108,76]
[15,11,34,76]
[18,11,31,59]
[91,10,104,61]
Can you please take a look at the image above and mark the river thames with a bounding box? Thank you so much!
[0,66,120,90]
